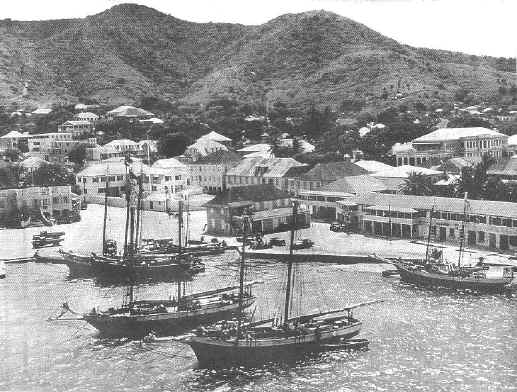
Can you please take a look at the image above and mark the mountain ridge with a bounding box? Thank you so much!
[0,3,514,109]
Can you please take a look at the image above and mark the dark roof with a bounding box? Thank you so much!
[319,175,387,194]
[205,184,290,206]
[300,161,368,182]
[193,150,242,165]
[345,192,517,219]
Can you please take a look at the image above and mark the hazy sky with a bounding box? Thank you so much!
[1,0,515,58]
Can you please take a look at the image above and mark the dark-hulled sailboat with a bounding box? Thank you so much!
[374,193,514,293]
[186,202,380,368]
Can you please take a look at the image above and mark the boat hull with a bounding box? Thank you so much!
[83,298,255,338]
[395,263,510,293]
[187,321,362,368]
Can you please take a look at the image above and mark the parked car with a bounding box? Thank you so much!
[236,237,254,245]
[269,237,286,247]
[291,239,314,250]
[330,222,348,232]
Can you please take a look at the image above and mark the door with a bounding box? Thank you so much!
[439,227,446,242]
[489,233,497,249]
[500,235,509,251]
[468,231,476,246]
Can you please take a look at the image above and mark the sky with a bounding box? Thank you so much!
[0,0,515,58]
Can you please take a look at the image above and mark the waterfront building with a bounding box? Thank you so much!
[0,185,78,223]
[225,157,307,192]
[392,127,508,167]
[151,158,189,193]
[297,175,388,220]
[188,150,242,194]
[336,192,517,251]
[204,184,310,235]
[58,120,94,138]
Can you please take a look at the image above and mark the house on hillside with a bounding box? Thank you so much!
[58,120,94,138]
[392,127,508,167]
[204,184,310,236]
[0,131,31,152]
[106,105,154,120]
[184,139,228,161]
[74,112,99,123]
[198,131,232,146]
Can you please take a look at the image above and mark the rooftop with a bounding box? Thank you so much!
[300,161,368,182]
[75,112,99,119]
[107,105,153,118]
[199,131,232,143]
[77,157,152,177]
[372,165,442,178]
[152,158,186,169]
[413,127,506,143]
[191,150,242,165]
[487,156,517,176]
[226,157,306,178]
[205,184,290,206]
[318,175,388,194]
[354,160,394,173]
[344,192,517,219]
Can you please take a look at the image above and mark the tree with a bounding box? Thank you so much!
[157,132,190,158]
[3,148,22,162]
[31,164,75,187]
[401,173,435,196]
[68,144,87,166]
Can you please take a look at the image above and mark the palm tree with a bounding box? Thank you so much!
[401,172,435,196]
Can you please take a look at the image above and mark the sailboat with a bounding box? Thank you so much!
[61,160,204,281]
[185,201,381,368]
[375,193,514,293]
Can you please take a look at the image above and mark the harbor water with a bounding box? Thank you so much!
[1,206,516,391]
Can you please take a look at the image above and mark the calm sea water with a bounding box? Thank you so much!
[1,206,516,392]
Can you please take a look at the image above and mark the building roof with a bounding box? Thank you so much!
[226,157,306,178]
[107,105,153,118]
[354,160,394,173]
[77,158,151,177]
[299,161,368,182]
[391,142,415,154]
[1,131,28,139]
[344,192,517,219]
[192,150,242,165]
[199,131,232,143]
[139,117,164,124]
[186,138,228,156]
[318,175,388,194]
[205,184,290,206]
[75,112,99,120]
[152,158,186,169]
[237,143,272,153]
[32,108,52,115]
[372,165,442,178]
[413,127,506,143]
[61,120,91,126]
[104,139,138,147]
[20,156,48,169]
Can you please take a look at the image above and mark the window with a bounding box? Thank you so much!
[478,231,485,243]
[165,176,171,181]
[175,175,181,180]
[449,228,455,238]
[100,176,106,182]
[53,197,59,204]
[92,177,99,183]
[117,175,124,181]
[98,188,105,193]
[108,176,116,182]
[152,186,157,191]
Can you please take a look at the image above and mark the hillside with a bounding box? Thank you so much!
[0,3,514,109]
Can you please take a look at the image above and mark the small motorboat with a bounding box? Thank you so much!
[318,338,369,352]
[381,269,400,277]
[32,237,64,249]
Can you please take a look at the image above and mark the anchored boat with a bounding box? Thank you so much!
[186,202,381,368]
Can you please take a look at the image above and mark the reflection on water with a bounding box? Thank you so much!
[1,255,516,392]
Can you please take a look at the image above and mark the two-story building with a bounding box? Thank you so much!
[293,161,368,193]
[74,112,99,123]
[336,192,517,251]
[151,158,189,193]
[184,139,229,162]
[58,120,94,138]
[225,157,307,192]
[0,131,31,153]
[28,133,96,163]
[204,184,310,236]
[393,127,508,167]
[188,150,242,193]
[106,105,154,120]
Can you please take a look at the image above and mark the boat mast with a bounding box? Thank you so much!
[284,200,298,325]
[102,166,109,255]
[425,206,434,263]
[178,198,183,254]
[123,155,131,257]
[235,210,250,342]
[135,170,143,250]
[457,192,468,268]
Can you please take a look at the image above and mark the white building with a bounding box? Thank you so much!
[0,131,31,152]
[151,158,189,193]
[188,150,242,193]
[28,133,96,163]
[74,112,99,123]
[58,120,94,138]
[106,105,153,120]
[184,138,228,161]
